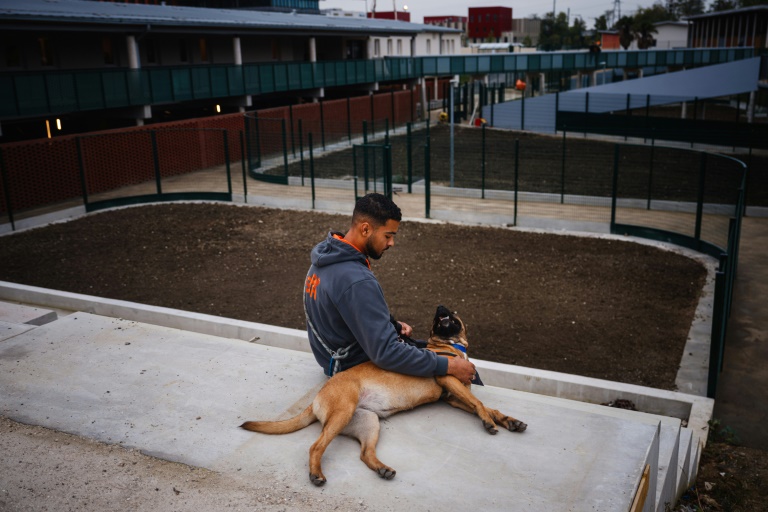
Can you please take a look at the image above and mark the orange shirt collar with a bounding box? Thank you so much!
[333,233,370,270]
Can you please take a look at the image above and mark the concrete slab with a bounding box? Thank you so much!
[0,312,660,511]
[0,319,35,341]
[0,301,57,326]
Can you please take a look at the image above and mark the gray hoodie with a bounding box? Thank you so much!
[304,231,449,378]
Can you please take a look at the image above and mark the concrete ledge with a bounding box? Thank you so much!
[0,280,713,450]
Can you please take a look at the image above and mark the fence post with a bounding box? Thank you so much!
[391,90,396,132]
[694,152,706,242]
[151,130,162,195]
[353,145,359,199]
[513,138,519,226]
[584,92,590,138]
[0,147,15,231]
[223,130,232,196]
[560,130,567,204]
[370,93,375,134]
[320,99,326,150]
[385,144,392,199]
[644,94,650,143]
[309,132,315,210]
[610,144,620,227]
[289,104,296,157]
[347,96,352,144]
[425,134,431,219]
[481,123,486,199]
[253,111,262,169]
[75,137,90,209]
[646,137,655,210]
[281,118,289,178]
[625,93,631,141]
[299,119,305,186]
[406,122,413,193]
[239,131,248,202]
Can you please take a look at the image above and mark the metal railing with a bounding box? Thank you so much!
[1,47,754,119]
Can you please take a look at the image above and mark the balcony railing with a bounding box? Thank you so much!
[0,47,754,119]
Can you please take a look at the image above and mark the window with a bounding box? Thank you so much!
[199,38,208,62]
[374,39,380,57]
[179,39,188,63]
[397,39,402,55]
[426,39,431,55]
[38,37,54,66]
[145,40,157,64]
[387,39,392,56]
[102,37,115,65]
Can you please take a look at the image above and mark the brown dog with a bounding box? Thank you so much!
[240,305,527,486]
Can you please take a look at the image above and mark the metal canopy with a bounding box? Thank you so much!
[0,0,458,36]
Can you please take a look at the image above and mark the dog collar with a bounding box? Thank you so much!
[451,343,467,353]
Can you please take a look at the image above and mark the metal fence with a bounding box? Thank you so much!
[0,128,236,229]
[0,102,751,397]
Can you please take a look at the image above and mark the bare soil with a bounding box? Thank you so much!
[0,202,764,511]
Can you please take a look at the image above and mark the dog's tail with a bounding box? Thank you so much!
[240,404,317,435]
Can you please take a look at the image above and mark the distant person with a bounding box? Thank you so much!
[303,193,476,384]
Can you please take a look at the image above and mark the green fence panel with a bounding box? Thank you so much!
[47,74,79,112]
[171,68,193,101]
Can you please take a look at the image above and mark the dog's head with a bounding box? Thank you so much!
[429,305,468,348]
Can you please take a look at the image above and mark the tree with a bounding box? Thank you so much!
[538,11,591,51]
[668,0,705,18]
[632,4,667,49]
[710,0,738,10]
[615,16,635,49]
[594,14,609,31]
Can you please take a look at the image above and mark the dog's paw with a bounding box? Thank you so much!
[483,421,498,435]
[309,473,326,486]
[377,466,396,480]
[510,420,527,432]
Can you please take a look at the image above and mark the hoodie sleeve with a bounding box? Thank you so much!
[336,277,448,378]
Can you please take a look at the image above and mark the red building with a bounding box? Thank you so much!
[468,6,512,42]
[368,11,411,22]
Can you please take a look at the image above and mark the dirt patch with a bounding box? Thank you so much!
[1,202,765,511]
[0,202,706,388]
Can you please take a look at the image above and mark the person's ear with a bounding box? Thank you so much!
[359,221,372,238]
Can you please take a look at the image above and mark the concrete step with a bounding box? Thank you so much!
[0,311,669,511]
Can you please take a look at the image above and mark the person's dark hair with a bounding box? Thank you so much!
[352,193,401,227]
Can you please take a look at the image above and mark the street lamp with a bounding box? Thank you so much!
[599,61,606,85]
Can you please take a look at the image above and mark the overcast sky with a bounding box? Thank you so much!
[319,0,680,27]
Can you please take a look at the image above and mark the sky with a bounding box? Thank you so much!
[319,0,682,28]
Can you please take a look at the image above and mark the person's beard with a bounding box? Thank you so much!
[365,239,384,260]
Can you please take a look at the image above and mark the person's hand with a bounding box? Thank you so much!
[446,357,476,385]
[398,321,413,338]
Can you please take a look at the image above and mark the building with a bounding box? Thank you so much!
[468,6,513,43]
[368,11,411,22]
[88,0,322,15]
[653,21,688,49]
[511,18,541,46]
[686,5,768,49]
[0,0,458,141]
